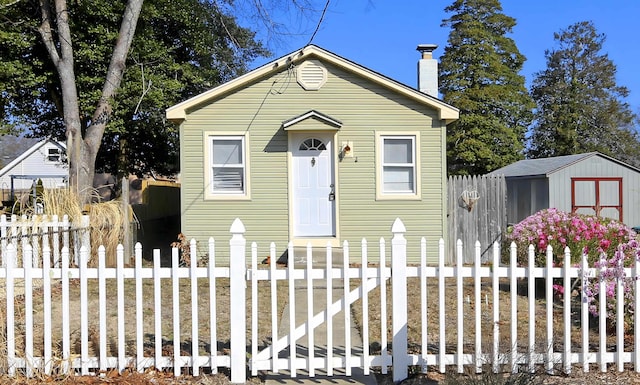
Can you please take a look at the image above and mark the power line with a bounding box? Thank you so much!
[306,0,331,46]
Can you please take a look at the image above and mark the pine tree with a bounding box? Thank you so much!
[528,21,639,164]
[439,0,534,175]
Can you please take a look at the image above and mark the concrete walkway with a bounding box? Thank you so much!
[264,249,378,385]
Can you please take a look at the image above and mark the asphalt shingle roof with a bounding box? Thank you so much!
[488,153,598,177]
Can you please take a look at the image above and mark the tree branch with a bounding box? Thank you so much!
[0,0,22,10]
[37,0,61,65]
[133,61,152,115]
[85,0,143,147]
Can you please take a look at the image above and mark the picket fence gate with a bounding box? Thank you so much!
[2,218,640,383]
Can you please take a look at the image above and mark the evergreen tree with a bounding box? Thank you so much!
[439,0,534,175]
[528,21,639,165]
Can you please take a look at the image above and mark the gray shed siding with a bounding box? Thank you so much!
[505,177,548,224]
[548,156,640,227]
[503,155,640,227]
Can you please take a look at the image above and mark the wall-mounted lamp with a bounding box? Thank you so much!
[341,141,354,158]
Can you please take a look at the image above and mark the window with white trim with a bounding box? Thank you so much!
[209,136,246,196]
[377,134,419,198]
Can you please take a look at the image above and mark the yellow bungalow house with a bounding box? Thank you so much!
[166,44,458,263]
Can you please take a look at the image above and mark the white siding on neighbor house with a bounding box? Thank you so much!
[0,142,67,192]
[548,155,640,227]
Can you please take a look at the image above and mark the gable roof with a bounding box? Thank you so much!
[282,110,343,130]
[0,138,66,177]
[166,44,459,124]
[0,136,40,167]
[488,152,640,178]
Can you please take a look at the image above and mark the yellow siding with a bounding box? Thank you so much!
[180,60,447,264]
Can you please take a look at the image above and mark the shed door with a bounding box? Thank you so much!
[291,133,335,237]
[571,177,622,222]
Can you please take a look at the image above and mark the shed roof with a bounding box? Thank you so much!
[488,152,640,178]
[166,44,459,124]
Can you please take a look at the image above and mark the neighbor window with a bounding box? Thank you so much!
[47,148,61,162]
[206,134,249,198]
[376,133,420,199]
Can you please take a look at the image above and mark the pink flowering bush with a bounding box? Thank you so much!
[582,244,639,326]
[507,208,636,266]
[507,208,640,332]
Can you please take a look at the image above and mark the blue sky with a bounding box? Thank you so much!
[250,0,640,113]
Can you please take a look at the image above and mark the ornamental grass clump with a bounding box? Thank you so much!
[507,208,640,333]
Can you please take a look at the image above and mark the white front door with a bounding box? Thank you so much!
[292,133,335,237]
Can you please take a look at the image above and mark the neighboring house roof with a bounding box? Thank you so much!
[0,137,67,177]
[0,136,40,168]
[488,152,640,178]
[166,44,459,123]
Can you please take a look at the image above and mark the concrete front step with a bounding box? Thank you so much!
[287,247,346,268]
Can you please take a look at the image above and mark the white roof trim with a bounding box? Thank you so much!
[0,138,67,177]
[166,45,459,123]
[282,110,342,130]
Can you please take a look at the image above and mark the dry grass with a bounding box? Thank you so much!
[3,188,129,267]
[0,370,255,385]
[42,188,127,265]
[1,189,282,383]
[352,274,621,357]
[0,264,288,384]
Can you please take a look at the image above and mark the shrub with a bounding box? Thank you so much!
[507,208,640,333]
[507,208,636,266]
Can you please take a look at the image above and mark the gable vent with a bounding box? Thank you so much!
[296,60,327,90]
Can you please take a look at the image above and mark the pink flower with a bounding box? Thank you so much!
[538,239,547,250]
[553,284,565,295]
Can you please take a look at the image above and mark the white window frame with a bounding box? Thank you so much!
[375,132,421,200]
[204,132,251,200]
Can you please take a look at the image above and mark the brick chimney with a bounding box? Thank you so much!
[417,44,438,97]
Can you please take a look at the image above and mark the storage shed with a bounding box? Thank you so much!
[488,152,640,227]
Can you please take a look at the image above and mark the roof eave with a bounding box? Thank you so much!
[166,50,306,123]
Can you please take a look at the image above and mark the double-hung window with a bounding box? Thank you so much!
[376,133,420,199]
[206,134,249,199]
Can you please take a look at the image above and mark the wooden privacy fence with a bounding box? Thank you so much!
[3,218,640,383]
[447,174,507,264]
[0,214,90,267]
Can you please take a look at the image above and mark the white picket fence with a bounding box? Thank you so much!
[1,218,640,383]
[0,214,90,267]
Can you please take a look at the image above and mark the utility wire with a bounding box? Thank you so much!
[306,0,331,46]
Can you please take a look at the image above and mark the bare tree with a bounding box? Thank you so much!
[38,0,144,203]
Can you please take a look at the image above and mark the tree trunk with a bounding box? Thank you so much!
[115,134,129,197]
[38,0,144,205]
